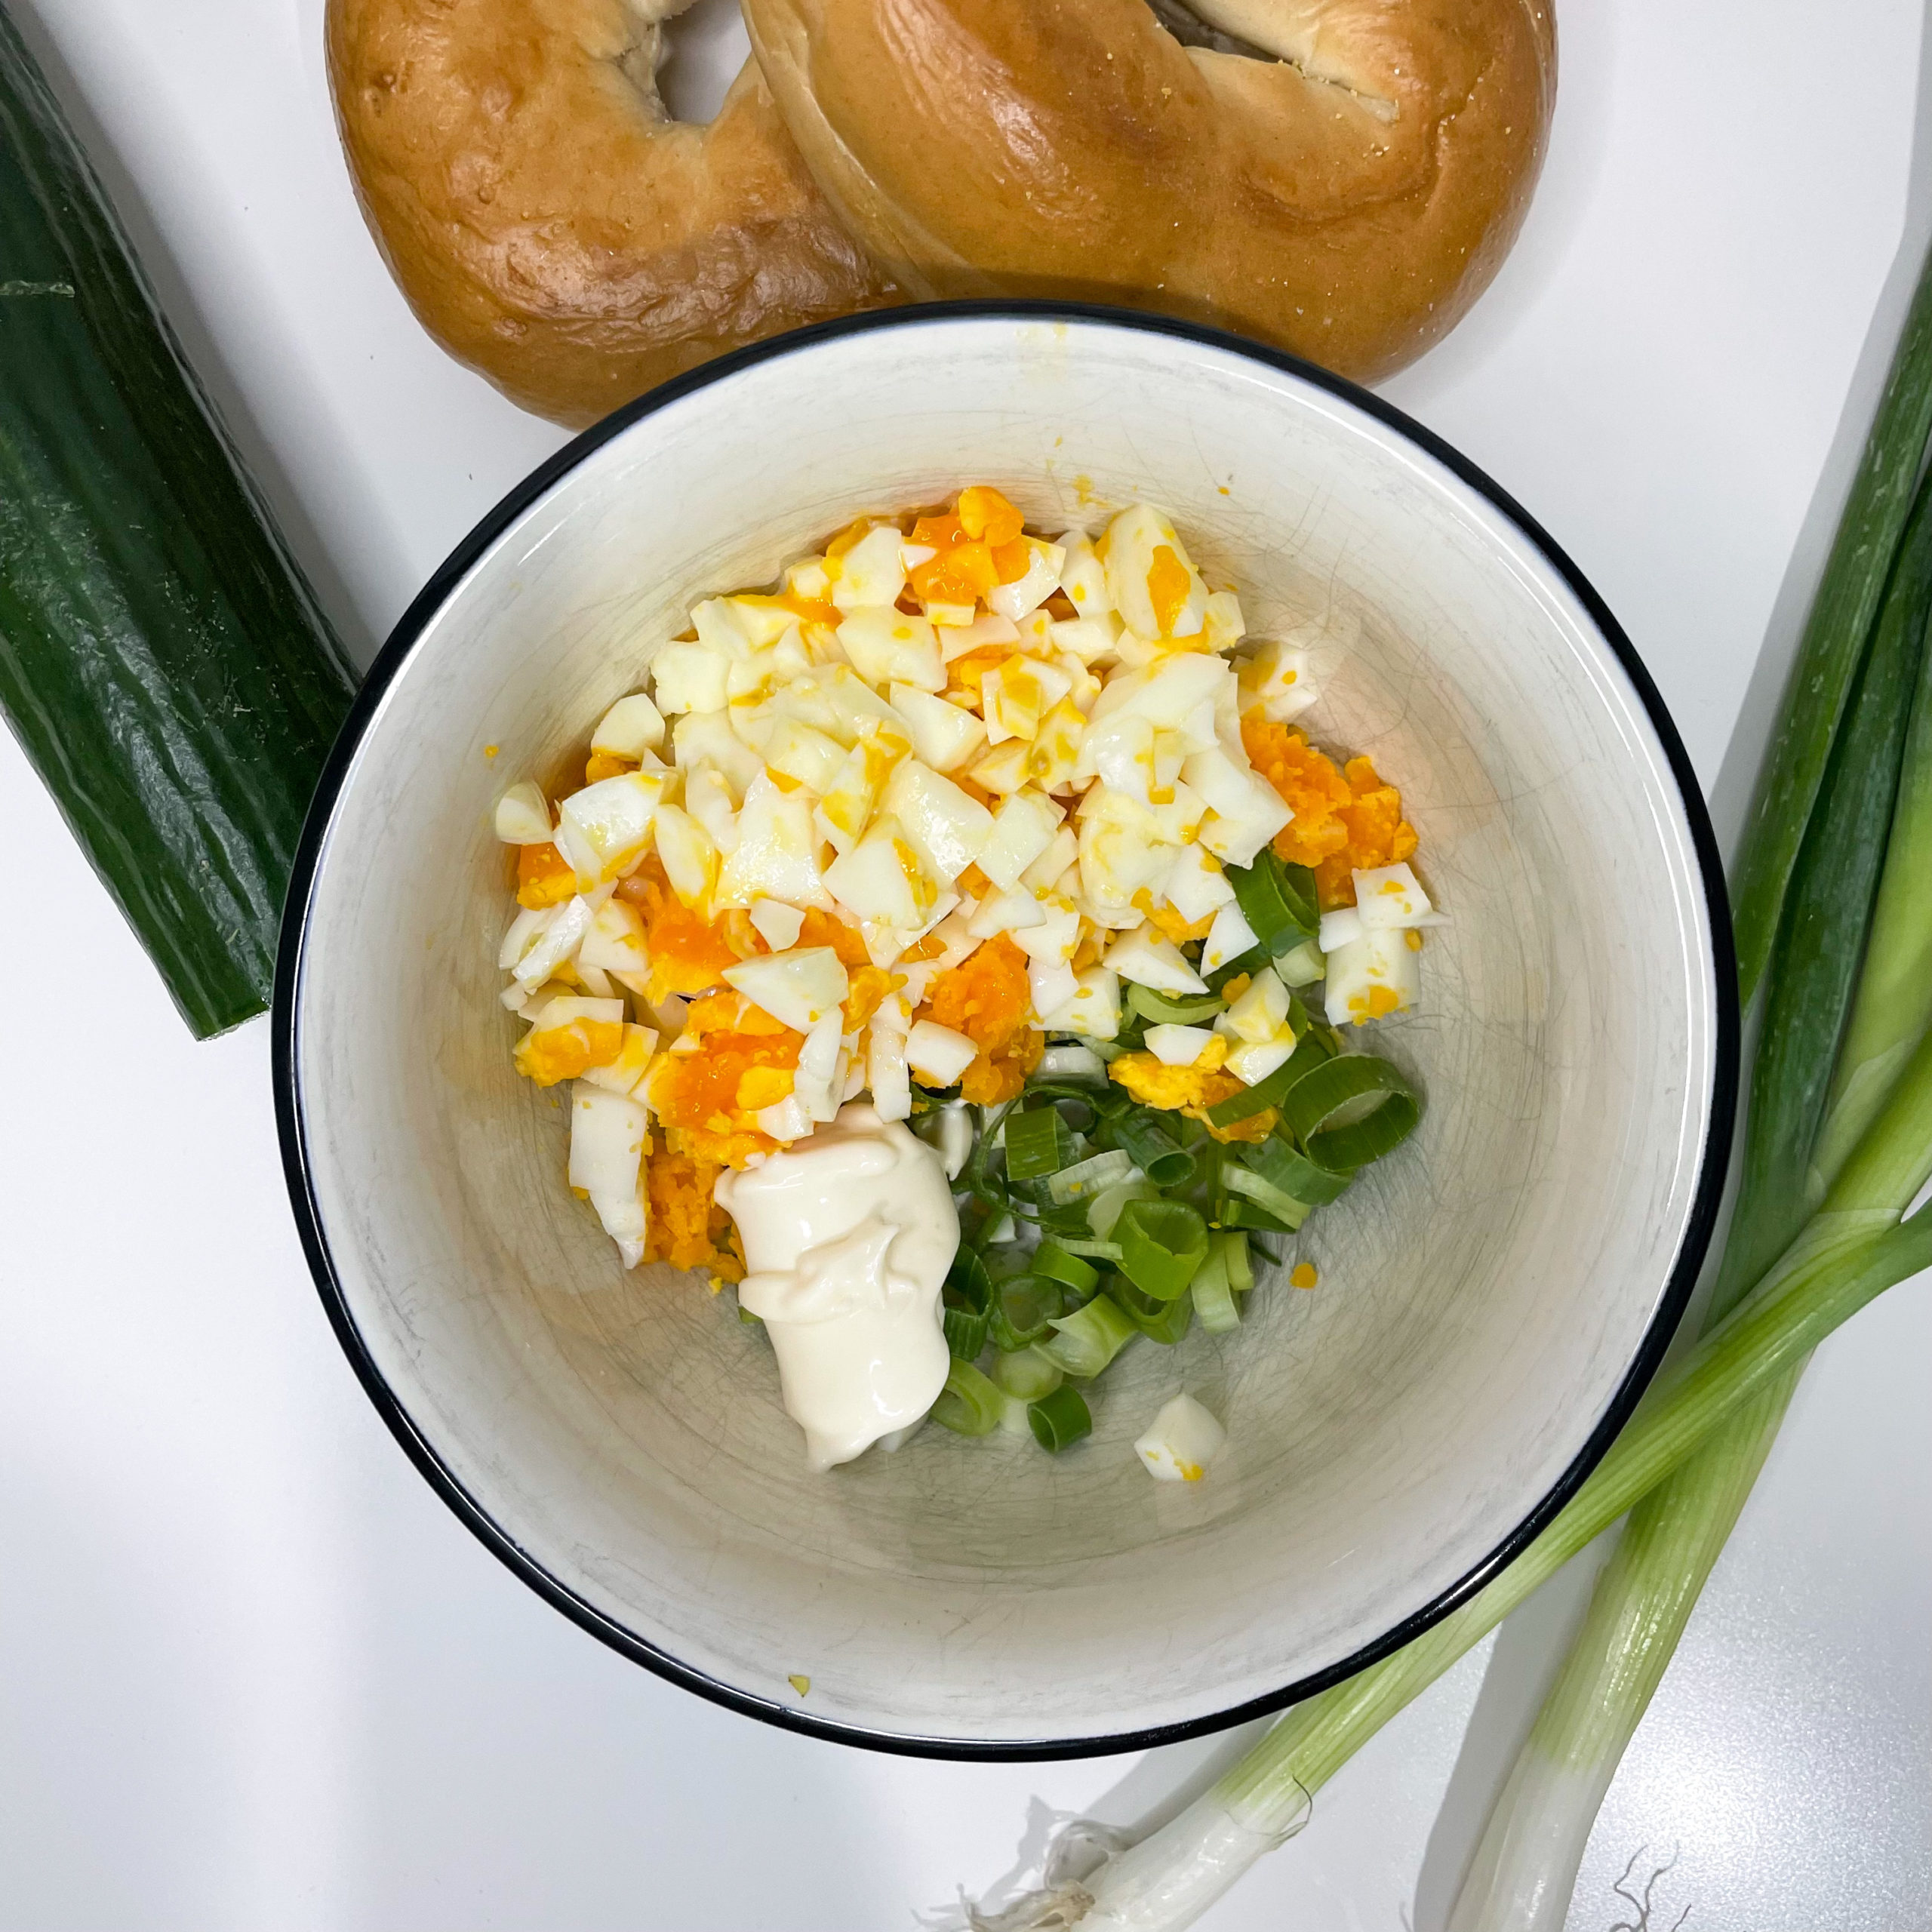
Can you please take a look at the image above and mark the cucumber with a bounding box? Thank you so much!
[0,11,357,1037]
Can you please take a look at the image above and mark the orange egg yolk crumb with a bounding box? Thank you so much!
[919,932,1044,1104]
[642,1140,744,1280]
[1241,712,1418,909]
[617,856,746,999]
[648,992,803,1169]
[515,841,577,909]
[1106,1052,1275,1142]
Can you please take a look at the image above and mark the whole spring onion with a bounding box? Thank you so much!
[1729,237,1932,998]
[1447,451,1932,1930]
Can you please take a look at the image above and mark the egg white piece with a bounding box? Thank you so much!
[592,691,666,759]
[1201,899,1260,972]
[1106,922,1208,995]
[494,781,552,845]
[1352,861,1433,930]
[1324,927,1423,1026]
[905,1020,979,1088]
[724,946,849,1034]
[1134,1392,1227,1481]
[1145,1023,1217,1067]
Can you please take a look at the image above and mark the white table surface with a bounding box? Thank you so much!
[2,1,1927,1925]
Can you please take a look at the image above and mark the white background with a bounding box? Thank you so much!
[2,0,1927,1925]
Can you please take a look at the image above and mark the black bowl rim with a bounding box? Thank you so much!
[272,298,1739,1763]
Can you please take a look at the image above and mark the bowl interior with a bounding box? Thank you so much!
[286,313,1723,1751]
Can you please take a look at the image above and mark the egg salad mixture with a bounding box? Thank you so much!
[491,488,1434,1464]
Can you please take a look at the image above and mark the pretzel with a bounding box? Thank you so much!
[744,0,1555,381]
[328,0,898,426]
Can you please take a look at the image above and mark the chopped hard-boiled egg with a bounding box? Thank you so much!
[1134,1392,1226,1482]
[492,485,1429,1280]
[494,781,552,845]
[592,692,666,760]
[1324,927,1422,1026]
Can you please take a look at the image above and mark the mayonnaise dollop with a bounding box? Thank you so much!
[714,1103,957,1471]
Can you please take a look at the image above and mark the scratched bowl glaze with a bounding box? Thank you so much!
[275,306,1734,1757]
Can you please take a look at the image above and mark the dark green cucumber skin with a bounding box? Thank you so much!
[0,8,357,1036]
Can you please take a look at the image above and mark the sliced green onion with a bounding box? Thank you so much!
[1088,1172,1156,1238]
[992,1346,1064,1401]
[1274,938,1325,986]
[1221,1229,1254,1292]
[1128,984,1227,1026]
[1002,1102,1081,1180]
[1279,1054,1420,1167]
[1203,1029,1334,1126]
[1046,1148,1134,1205]
[1216,1192,1303,1234]
[1107,1280,1195,1344]
[1111,1107,1198,1187]
[1031,1240,1101,1294]
[1041,1293,1139,1378]
[1221,1162,1313,1229]
[942,1303,988,1359]
[1115,1198,1210,1300]
[1053,1235,1125,1262]
[988,1269,1065,1352]
[1228,849,1320,955]
[1192,1243,1241,1333]
[1244,1131,1354,1206]
[1027,1383,1094,1451]
[931,1360,1004,1436]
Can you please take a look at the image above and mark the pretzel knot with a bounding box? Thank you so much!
[329,0,1554,425]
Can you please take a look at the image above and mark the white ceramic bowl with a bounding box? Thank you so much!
[275,306,1735,1758]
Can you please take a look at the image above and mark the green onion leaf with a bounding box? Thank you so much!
[1274,938,1326,987]
[1115,1198,1210,1300]
[988,1269,1066,1352]
[1730,241,1932,999]
[1045,1148,1135,1205]
[1004,1103,1080,1181]
[1040,1294,1139,1378]
[1221,1229,1254,1292]
[1088,1172,1156,1237]
[1027,1383,1094,1451]
[1243,1131,1355,1205]
[1106,1280,1195,1344]
[1215,1192,1303,1234]
[1192,1244,1241,1334]
[1031,1240,1102,1294]
[942,1303,989,1360]
[1127,984,1228,1026]
[1221,1163,1313,1229]
[1110,1107,1198,1187]
[931,1361,1004,1436]
[1203,1029,1335,1126]
[1278,1054,1421,1168]
[1228,849,1321,955]
[1053,1235,1126,1262]
[992,1346,1065,1401]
